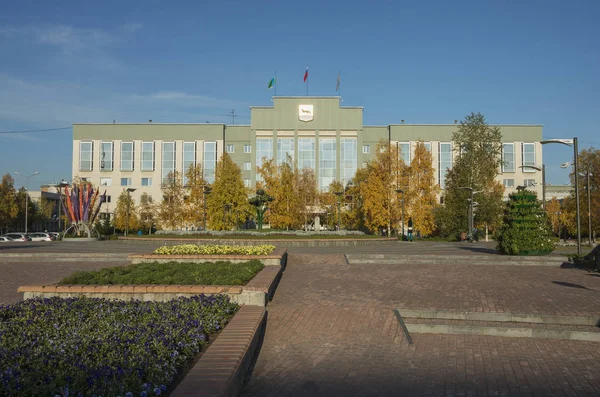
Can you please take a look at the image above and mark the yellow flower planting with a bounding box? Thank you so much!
[153,244,275,256]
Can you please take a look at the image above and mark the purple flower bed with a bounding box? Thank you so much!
[0,295,239,397]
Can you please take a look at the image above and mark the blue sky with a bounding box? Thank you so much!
[1,0,599,189]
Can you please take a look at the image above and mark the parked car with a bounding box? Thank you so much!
[29,232,56,242]
[1,233,32,242]
[0,236,14,242]
[48,232,61,240]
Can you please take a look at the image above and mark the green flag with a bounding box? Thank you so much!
[268,77,275,89]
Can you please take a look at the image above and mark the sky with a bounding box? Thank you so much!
[1,0,599,189]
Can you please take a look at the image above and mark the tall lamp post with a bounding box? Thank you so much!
[14,171,40,234]
[203,186,211,230]
[55,180,69,233]
[125,188,136,236]
[395,189,405,238]
[541,138,581,257]
[520,165,546,211]
[334,191,343,230]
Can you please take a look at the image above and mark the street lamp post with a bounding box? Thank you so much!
[125,188,136,236]
[203,186,211,230]
[519,165,546,211]
[541,138,581,257]
[334,191,343,230]
[14,171,40,234]
[395,189,405,238]
[55,180,69,234]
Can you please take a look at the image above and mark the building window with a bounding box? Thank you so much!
[100,142,113,171]
[141,141,155,171]
[277,137,294,165]
[256,138,273,169]
[120,142,134,171]
[226,144,235,153]
[397,142,410,166]
[438,142,452,189]
[100,177,112,187]
[79,142,93,171]
[319,137,336,191]
[522,143,535,172]
[298,137,315,170]
[244,178,251,188]
[105,195,112,203]
[524,179,536,187]
[121,178,132,186]
[503,179,515,188]
[502,143,515,173]
[142,177,152,186]
[423,142,431,152]
[244,144,251,153]
[340,137,357,187]
[203,142,217,184]
[362,145,370,154]
[244,162,251,171]
[183,142,196,185]
[162,142,176,183]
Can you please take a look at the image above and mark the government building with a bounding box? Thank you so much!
[72,96,544,217]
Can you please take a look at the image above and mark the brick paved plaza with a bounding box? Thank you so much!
[2,241,600,396]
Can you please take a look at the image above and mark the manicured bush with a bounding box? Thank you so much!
[0,295,238,397]
[153,244,275,256]
[495,190,554,255]
[58,260,265,285]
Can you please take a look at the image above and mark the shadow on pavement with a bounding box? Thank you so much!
[552,280,594,291]
[456,245,501,255]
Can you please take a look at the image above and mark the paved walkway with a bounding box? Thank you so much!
[241,254,600,397]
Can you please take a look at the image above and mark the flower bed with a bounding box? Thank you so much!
[0,295,238,397]
[153,244,275,256]
[58,260,265,286]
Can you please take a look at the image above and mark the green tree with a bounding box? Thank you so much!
[184,164,207,228]
[572,148,599,241]
[297,168,319,230]
[114,190,139,233]
[207,154,251,230]
[138,193,158,234]
[343,168,368,231]
[407,141,439,237]
[437,112,504,238]
[33,196,54,224]
[159,171,185,230]
[320,180,344,230]
[0,173,18,233]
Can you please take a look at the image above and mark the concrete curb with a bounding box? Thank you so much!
[171,305,266,397]
[346,254,568,266]
[400,309,599,326]
[0,253,129,262]
[405,323,600,342]
[119,237,398,247]
[129,247,287,267]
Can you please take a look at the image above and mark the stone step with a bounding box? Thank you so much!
[346,254,568,266]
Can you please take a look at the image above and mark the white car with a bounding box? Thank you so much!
[0,236,13,242]
[29,232,56,242]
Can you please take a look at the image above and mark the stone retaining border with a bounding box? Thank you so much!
[129,247,287,267]
[346,254,569,266]
[171,305,266,397]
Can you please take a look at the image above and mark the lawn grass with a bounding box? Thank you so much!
[58,260,265,285]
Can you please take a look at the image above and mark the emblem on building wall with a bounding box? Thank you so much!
[298,105,314,122]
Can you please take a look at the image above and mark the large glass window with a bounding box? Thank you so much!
[277,137,294,165]
[502,143,515,173]
[244,144,251,153]
[340,137,357,187]
[397,142,410,166]
[141,141,155,171]
[298,137,315,170]
[79,142,93,171]
[522,143,535,172]
[100,177,112,186]
[141,177,152,186]
[319,137,336,191]
[503,179,514,188]
[182,142,196,185]
[120,142,134,171]
[100,142,113,171]
[256,138,273,169]
[438,142,453,189]
[423,142,432,152]
[203,142,217,184]
[120,178,132,186]
[162,142,176,183]
[226,144,235,153]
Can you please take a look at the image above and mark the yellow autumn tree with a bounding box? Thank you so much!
[297,168,318,230]
[320,180,344,229]
[206,153,251,230]
[159,171,185,230]
[362,140,405,234]
[343,168,369,231]
[545,197,561,236]
[406,141,439,237]
[184,164,207,228]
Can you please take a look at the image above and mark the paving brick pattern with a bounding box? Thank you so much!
[241,254,600,397]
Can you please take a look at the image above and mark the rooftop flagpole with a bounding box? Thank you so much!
[336,70,341,99]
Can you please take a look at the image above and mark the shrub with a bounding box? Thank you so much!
[0,295,238,397]
[153,244,275,256]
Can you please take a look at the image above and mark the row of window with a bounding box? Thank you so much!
[503,179,538,188]
[502,143,535,173]
[226,144,252,154]
[99,176,254,189]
